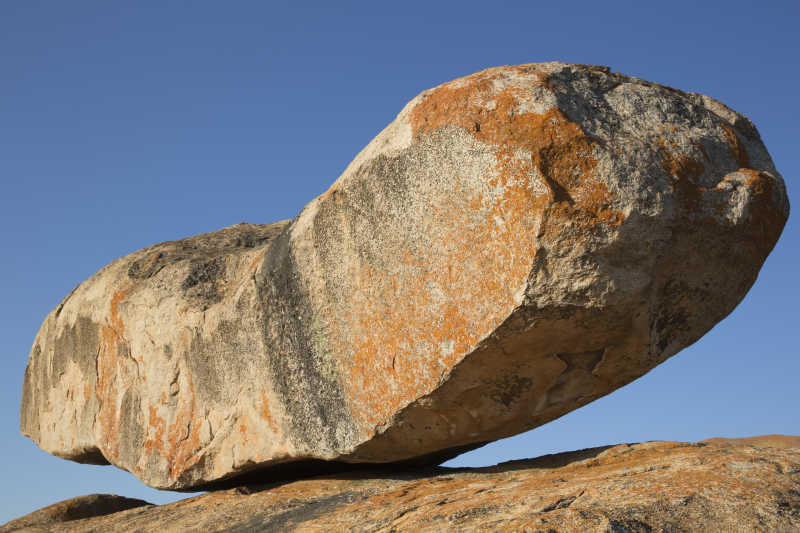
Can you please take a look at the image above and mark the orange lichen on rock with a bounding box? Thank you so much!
[259,392,279,434]
[95,287,131,463]
[410,66,624,235]
[164,386,203,482]
[343,67,625,434]
[343,153,541,430]
[738,168,787,255]
[82,382,92,405]
[143,406,167,456]
[141,348,204,483]
[142,379,204,482]
[656,135,707,214]
[720,122,750,168]
[97,286,203,482]
[655,122,784,257]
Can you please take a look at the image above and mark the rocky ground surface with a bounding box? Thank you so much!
[4,436,798,532]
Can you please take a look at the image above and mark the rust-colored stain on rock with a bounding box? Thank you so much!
[410,67,623,234]
[656,126,784,255]
[259,391,279,435]
[739,168,787,254]
[720,122,751,168]
[96,287,131,463]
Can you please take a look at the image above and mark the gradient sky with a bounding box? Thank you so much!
[1,0,797,524]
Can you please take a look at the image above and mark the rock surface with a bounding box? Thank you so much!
[0,494,151,532]
[4,437,799,532]
[21,62,789,490]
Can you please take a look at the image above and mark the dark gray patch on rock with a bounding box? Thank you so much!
[186,333,225,406]
[128,252,166,280]
[255,224,355,453]
[119,388,143,468]
[127,222,289,278]
[187,319,258,407]
[127,222,291,308]
[607,518,653,533]
[181,256,227,308]
[546,64,625,137]
[486,376,533,407]
[220,491,364,533]
[545,349,605,409]
[19,349,39,440]
[52,316,101,382]
[182,257,226,290]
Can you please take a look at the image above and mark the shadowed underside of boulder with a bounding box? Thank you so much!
[20,62,789,490]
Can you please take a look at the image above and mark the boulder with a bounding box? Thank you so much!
[4,437,799,532]
[21,62,789,490]
[0,494,151,532]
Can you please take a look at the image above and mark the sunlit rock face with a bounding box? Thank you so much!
[21,62,788,490]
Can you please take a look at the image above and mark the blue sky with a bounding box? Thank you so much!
[1,0,797,523]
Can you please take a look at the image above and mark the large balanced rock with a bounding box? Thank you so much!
[21,63,788,490]
[4,437,799,532]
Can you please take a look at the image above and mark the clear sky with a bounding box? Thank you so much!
[1,0,797,524]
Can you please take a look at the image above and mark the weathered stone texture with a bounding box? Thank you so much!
[0,494,151,532]
[21,62,789,490]
[3,438,799,532]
